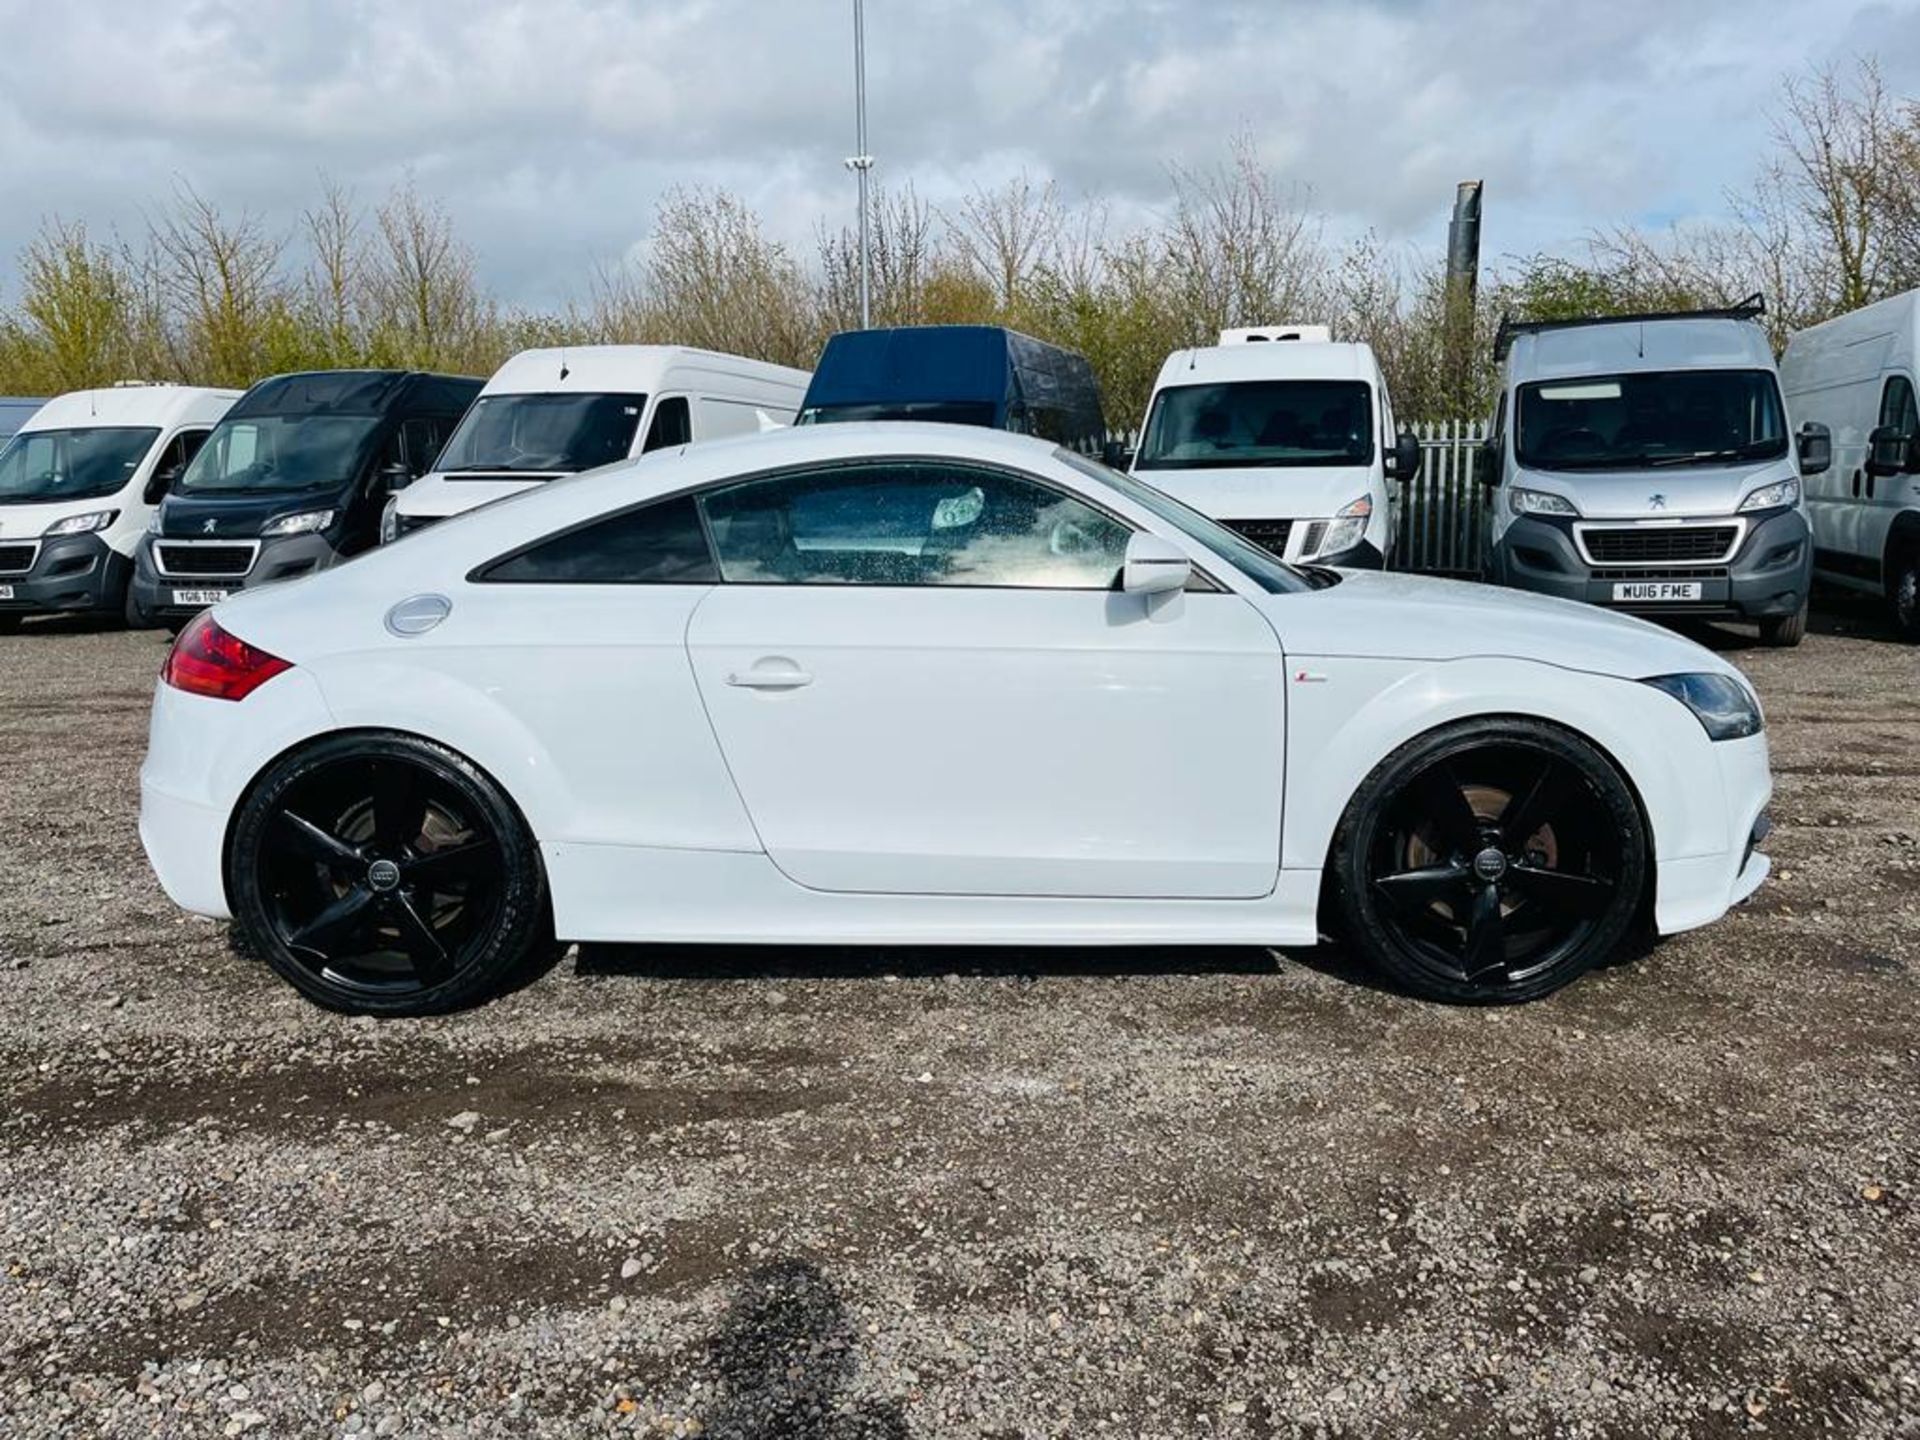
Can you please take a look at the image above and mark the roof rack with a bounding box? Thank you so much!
[1493,293,1765,359]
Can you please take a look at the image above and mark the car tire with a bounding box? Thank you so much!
[226,731,551,1016]
[1889,544,1920,643]
[1758,600,1807,648]
[1328,717,1648,1005]
[122,582,150,630]
[0,613,20,635]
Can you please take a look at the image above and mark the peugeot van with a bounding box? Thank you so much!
[1779,289,1920,640]
[384,346,809,540]
[799,326,1105,451]
[131,370,481,626]
[0,385,239,631]
[1479,298,1822,646]
[1128,328,1418,567]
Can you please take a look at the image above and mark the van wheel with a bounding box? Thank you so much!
[1758,600,1807,648]
[0,614,20,635]
[1890,546,1920,643]
[122,582,150,630]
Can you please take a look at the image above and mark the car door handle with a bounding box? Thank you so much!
[726,667,813,690]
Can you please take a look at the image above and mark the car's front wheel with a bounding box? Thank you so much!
[227,732,550,1015]
[1329,718,1648,1004]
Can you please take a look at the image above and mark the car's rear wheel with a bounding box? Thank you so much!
[1330,718,1647,1004]
[227,732,549,1015]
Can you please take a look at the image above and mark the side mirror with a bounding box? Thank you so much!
[143,464,183,506]
[1474,438,1501,489]
[1122,532,1191,595]
[1101,439,1135,472]
[375,458,412,493]
[1387,430,1422,482]
[1866,424,1913,478]
[1796,421,1832,477]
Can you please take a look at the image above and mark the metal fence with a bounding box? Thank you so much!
[1396,419,1490,576]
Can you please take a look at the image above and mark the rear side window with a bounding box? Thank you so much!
[478,494,718,584]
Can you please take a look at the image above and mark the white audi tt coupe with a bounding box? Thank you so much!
[138,423,1772,1015]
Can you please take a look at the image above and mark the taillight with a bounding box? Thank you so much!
[161,614,292,701]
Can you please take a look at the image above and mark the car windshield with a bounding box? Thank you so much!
[177,414,383,494]
[0,426,160,505]
[1515,369,1788,471]
[435,392,647,475]
[800,401,1000,427]
[1136,380,1374,470]
[1054,448,1310,594]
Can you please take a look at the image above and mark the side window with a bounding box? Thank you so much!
[700,462,1132,589]
[1880,375,1917,434]
[479,494,718,584]
[642,396,692,453]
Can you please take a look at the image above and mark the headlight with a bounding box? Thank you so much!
[1737,477,1799,512]
[43,510,117,537]
[1314,496,1373,557]
[1510,487,1579,517]
[1642,672,1763,741]
[259,509,335,538]
[147,509,165,535]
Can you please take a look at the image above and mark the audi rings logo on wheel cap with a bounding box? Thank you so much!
[1472,847,1508,882]
[366,858,402,892]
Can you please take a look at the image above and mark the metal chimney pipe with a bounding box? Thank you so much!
[1446,180,1483,302]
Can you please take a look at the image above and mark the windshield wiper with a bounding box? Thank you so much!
[1643,441,1786,468]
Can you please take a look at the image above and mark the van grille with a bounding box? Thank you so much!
[1224,519,1293,557]
[0,542,37,576]
[156,543,256,577]
[1580,526,1738,564]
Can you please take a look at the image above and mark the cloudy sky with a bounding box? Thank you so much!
[1,0,1916,309]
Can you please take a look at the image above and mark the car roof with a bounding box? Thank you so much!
[1152,342,1376,387]
[1506,317,1775,380]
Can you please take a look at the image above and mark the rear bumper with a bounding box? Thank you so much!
[133,532,346,618]
[0,534,130,615]
[139,777,233,918]
[1490,507,1811,620]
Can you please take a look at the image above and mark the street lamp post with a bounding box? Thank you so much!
[844,0,874,329]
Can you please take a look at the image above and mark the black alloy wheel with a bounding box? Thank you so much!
[228,733,549,1015]
[1331,719,1647,1004]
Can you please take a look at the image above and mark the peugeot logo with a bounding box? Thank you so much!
[1647,493,1667,511]
[201,518,218,534]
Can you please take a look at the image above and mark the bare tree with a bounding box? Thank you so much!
[945,173,1063,314]
[300,176,367,365]
[10,220,140,389]
[644,187,819,367]
[365,179,492,369]
[817,183,940,331]
[150,182,287,387]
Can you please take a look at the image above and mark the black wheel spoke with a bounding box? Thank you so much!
[276,810,362,870]
[1506,864,1615,917]
[285,887,376,956]
[388,894,453,984]
[1462,883,1507,980]
[1407,761,1482,856]
[373,764,429,853]
[1502,761,1571,850]
[403,838,496,888]
[1373,864,1471,914]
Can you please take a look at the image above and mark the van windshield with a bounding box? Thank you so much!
[0,427,160,504]
[435,393,648,475]
[1136,381,1374,470]
[1516,369,1788,471]
[177,415,383,494]
[800,401,999,427]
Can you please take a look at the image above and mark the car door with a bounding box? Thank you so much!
[683,457,1287,899]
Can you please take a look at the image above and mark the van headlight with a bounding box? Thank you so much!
[1510,487,1579,517]
[1316,496,1373,556]
[1737,477,1799,512]
[44,509,118,537]
[259,509,335,538]
[379,496,400,544]
[1642,672,1763,740]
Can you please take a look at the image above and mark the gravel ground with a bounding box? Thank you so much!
[1,595,1917,1439]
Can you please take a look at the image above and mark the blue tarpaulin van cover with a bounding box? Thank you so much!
[800,325,1106,446]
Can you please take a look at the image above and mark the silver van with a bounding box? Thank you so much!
[1478,298,1827,647]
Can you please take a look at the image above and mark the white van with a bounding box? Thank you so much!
[383,345,811,540]
[1779,289,1920,640]
[0,384,240,630]
[1479,300,1821,646]
[1127,328,1418,567]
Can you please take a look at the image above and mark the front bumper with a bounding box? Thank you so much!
[0,533,131,616]
[133,532,346,619]
[1489,506,1811,620]
[1653,731,1773,934]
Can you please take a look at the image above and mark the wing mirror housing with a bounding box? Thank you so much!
[1387,429,1422,482]
[143,463,183,507]
[1474,438,1501,489]
[1796,421,1832,477]
[1101,439,1135,472]
[1122,533,1191,595]
[375,458,413,493]
[1866,423,1915,477]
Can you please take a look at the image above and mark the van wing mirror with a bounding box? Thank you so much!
[1101,439,1134,472]
[1866,423,1913,478]
[1122,533,1192,595]
[144,464,183,506]
[1388,429,1422,482]
[1796,422,1832,477]
[376,458,413,492]
[1474,438,1501,488]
